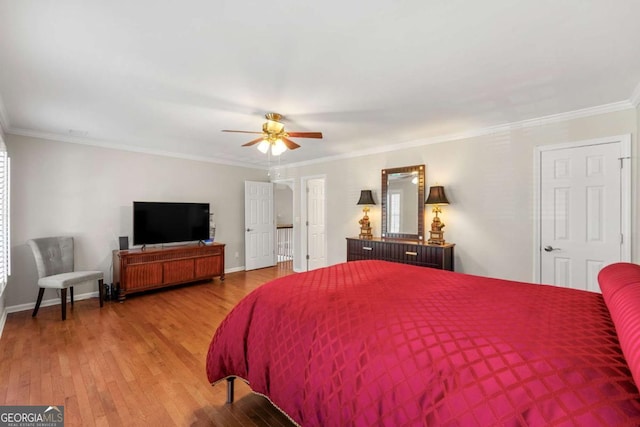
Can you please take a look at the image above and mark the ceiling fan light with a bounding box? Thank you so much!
[272,139,287,156]
[257,140,270,153]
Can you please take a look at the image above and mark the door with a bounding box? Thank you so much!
[245,181,275,270]
[305,178,326,271]
[539,139,630,291]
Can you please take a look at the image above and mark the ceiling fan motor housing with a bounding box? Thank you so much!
[263,120,285,135]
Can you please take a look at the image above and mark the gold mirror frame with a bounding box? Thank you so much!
[381,165,425,240]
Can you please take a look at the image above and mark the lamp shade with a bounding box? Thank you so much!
[425,186,449,205]
[357,190,376,205]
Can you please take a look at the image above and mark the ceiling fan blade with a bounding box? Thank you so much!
[286,131,323,139]
[241,136,265,147]
[222,130,263,134]
[281,137,301,150]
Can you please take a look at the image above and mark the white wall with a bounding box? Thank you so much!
[276,108,638,281]
[6,134,267,308]
[275,184,293,225]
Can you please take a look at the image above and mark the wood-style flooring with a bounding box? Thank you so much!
[0,262,298,426]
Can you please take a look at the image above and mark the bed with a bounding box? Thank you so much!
[206,260,640,426]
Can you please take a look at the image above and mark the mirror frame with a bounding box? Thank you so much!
[381,164,425,240]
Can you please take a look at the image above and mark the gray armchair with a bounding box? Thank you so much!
[27,236,104,320]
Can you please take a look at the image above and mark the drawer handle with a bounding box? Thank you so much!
[405,251,418,256]
[362,247,373,251]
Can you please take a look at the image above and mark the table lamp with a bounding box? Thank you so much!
[425,185,449,245]
[357,190,375,239]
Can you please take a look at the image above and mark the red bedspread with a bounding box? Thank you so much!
[206,260,640,426]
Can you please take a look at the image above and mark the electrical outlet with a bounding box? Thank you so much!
[234,251,239,258]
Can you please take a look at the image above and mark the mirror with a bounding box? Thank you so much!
[381,165,425,240]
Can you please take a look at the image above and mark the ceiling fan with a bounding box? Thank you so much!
[222,113,323,156]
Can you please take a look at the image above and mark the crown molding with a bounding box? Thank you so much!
[2,96,636,171]
[513,100,633,128]
[280,100,635,169]
[7,128,267,170]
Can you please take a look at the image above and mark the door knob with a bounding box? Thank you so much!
[544,245,560,252]
[246,228,253,232]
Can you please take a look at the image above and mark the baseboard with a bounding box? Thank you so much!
[0,306,7,339]
[6,268,244,314]
[6,291,99,314]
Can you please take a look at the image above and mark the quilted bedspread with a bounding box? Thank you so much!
[206,260,640,426]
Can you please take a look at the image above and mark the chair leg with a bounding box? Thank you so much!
[32,288,45,317]
[70,286,74,306]
[98,279,104,307]
[61,288,67,321]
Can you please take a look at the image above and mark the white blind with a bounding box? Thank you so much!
[389,192,401,233]
[0,148,9,294]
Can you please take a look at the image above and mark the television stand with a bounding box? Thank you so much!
[112,242,225,301]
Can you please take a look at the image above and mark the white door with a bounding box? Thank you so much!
[245,181,275,271]
[539,139,629,291]
[306,178,326,271]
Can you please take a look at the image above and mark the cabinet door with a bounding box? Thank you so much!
[163,259,195,284]
[415,246,452,270]
[415,246,444,269]
[125,263,163,290]
[195,256,222,278]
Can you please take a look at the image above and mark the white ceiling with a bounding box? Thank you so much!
[1,1,640,168]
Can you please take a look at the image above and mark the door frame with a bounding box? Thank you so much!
[301,175,327,272]
[532,134,631,283]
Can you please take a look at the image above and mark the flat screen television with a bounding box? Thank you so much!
[133,201,210,246]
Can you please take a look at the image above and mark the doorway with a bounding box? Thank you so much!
[534,135,631,291]
[274,180,294,270]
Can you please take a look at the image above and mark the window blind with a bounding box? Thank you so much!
[0,146,9,295]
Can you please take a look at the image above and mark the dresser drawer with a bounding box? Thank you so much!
[398,244,427,265]
[395,245,453,269]
[347,239,385,261]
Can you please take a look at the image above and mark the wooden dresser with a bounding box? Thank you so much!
[346,237,454,271]
[112,243,225,301]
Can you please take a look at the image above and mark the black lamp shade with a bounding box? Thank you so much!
[425,186,449,205]
[357,190,376,205]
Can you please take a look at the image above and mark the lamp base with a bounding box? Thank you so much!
[428,214,446,245]
[359,227,373,240]
[427,232,446,245]
[359,212,373,240]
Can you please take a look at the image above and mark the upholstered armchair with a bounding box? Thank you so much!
[27,236,104,320]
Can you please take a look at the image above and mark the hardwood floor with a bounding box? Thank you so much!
[0,262,298,426]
